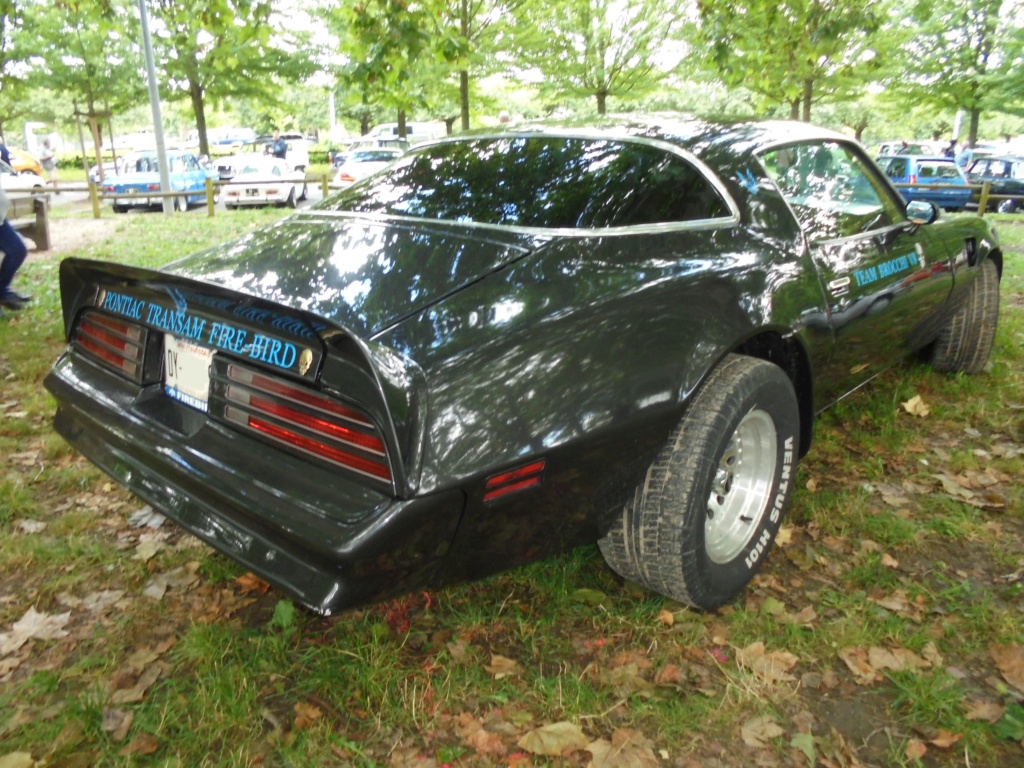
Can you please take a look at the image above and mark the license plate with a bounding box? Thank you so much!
[164,335,213,412]
[245,188,259,197]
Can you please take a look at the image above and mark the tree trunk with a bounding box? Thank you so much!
[801,79,813,122]
[789,99,799,120]
[597,92,607,115]
[968,109,980,147]
[460,70,470,131]
[189,76,209,157]
[397,109,407,139]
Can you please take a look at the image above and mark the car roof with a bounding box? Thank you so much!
[428,115,853,172]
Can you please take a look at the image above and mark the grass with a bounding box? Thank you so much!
[0,211,1023,766]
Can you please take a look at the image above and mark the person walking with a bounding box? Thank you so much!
[39,137,59,193]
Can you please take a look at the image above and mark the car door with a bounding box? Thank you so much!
[760,141,954,406]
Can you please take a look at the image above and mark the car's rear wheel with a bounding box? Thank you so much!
[112,204,128,214]
[930,258,999,374]
[286,189,296,208]
[298,182,308,202]
[175,195,189,213]
[997,199,1019,214]
[598,355,800,610]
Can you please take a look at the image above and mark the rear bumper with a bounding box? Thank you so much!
[45,352,464,614]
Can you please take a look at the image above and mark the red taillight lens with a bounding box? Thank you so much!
[147,183,160,191]
[339,173,355,182]
[73,311,146,381]
[221,364,392,485]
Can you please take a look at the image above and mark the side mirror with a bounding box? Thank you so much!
[906,200,939,225]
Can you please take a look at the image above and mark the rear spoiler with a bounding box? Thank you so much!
[57,258,427,496]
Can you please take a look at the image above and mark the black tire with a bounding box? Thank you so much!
[997,199,1019,214]
[298,182,308,202]
[599,355,800,610]
[175,195,189,213]
[112,204,128,214]
[930,258,999,374]
[285,189,296,208]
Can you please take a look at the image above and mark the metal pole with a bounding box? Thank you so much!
[137,0,174,214]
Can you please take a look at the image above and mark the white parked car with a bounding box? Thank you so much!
[0,160,45,193]
[223,156,307,209]
[333,148,404,187]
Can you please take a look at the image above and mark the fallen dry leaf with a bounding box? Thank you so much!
[0,754,35,768]
[101,707,134,743]
[867,647,931,673]
[235,573,271,595]
[0,607,72,657]
[586,730,659,768]
[928,729,961,749]
[455,712,506,756]
[658,609,675,627]
[736,642,799,685]
[990,643,1024,692]
[838,647,878,685]
[904,739,928,761]
[518,721,590,756]
[963,698,1004,722]
[293,701,323,731]
[901,395,930,417]
[119,733,159,756]
[484,653,522,679]
[740,715,784,748]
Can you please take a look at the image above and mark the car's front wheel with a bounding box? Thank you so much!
[285,189,296,208]
[298,182,308,202]
[930,258,1000,374]
[599,355,800,610]
[175,195,189,213]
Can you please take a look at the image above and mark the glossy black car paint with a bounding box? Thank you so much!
[966,155,1024,212]
[45,118,1002,614]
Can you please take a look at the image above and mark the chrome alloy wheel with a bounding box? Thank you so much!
[704,408,778,563]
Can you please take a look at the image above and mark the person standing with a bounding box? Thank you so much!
[0,144,30,311]
[39,137,59,193]
[955,141,973,169]
[271,130,287,160]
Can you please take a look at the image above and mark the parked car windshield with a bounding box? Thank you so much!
[323,136,729,229]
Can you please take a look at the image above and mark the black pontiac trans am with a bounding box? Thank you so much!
[45,117,1002,614]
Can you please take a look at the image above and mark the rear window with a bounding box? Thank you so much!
[918,162,962,180]
[322,136,729,229]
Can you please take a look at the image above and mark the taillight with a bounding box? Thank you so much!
[909,174,917,184]
[147,184,160,191]
[221,363,392,485]
[339,173,355,182]
[72,310,147,382]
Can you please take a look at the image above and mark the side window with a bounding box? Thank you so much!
[759,141,906,241]
[886,158,907,179]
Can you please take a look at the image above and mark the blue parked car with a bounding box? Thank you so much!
[102,150,218,213]
[876,155,972,211]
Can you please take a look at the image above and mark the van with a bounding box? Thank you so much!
[877,155,972,211]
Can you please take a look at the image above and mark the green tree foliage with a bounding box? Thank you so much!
[884,0,1024,144]
[148,0,319,156]
[694,0,881,121]
[441,0,523,129]
[16,0,143,165]
[511,0,686,115]
[0,0,31,138]
[327,0,463,135]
